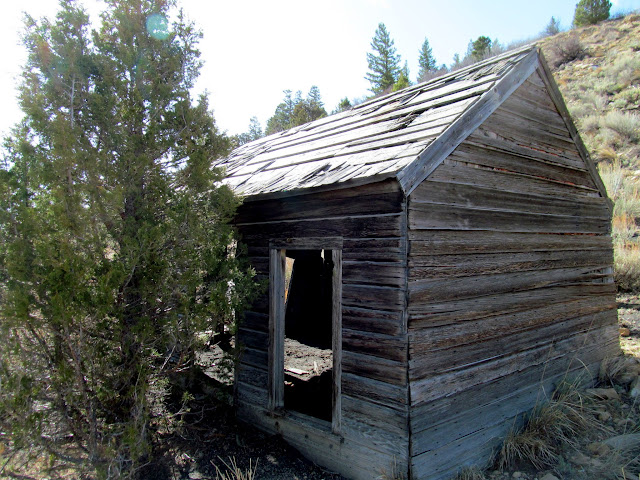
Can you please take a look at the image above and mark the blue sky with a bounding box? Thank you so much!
[1,0,639,138]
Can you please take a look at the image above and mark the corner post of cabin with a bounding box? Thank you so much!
[268,246,286,412]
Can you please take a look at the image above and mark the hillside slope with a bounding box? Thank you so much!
[539,14,640,291]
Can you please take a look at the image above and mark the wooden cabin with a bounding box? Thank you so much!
[214,46,620,480]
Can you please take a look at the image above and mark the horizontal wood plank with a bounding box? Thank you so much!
[343,328,407,362]
[342,351,406,386]
[409,249,612,279]
[343,284,405,310]
[235,180,403,224]
[342,306,405,336]
[409,230,612,255]
[408,201,610,234]
[409,309,616,380]
[411,179,609,219]
[409,296,615,350]
[409,283,615,326]
[342,373,407,410]
[409,265,612,304]
[343,261,406,287]
[238,213,405,242]
[410,324,619,407]
[236,403,408,480]
[430,159,600,201]
[451,141,594,187]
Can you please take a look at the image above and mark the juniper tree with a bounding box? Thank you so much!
[0,0,255,477]
[573,0,611,26]
[365,23,401,95]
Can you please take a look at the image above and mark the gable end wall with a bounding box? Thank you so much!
[406,71,619,480]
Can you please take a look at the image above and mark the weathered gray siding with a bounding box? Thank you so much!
[234,179,410,480]
[407,71,619,480]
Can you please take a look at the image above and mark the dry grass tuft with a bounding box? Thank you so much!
[603,111,640,142]
[498,379,600,470]
[615,244,640,291]
[212,457,258,480]
[599,356,634,385]
[378,458,406,480]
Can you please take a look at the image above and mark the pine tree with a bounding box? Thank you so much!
[247,116,263,140]
[365,23,401,95]
[233,116,263,146]
[265,86,327,135]
[451,53,462,69]
[0,0,255,476]
[573,0,611,26]
[545,16,561,36]
[265,89,295,135]
[417,37,437,81]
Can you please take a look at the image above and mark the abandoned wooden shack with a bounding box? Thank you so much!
[214,46,620,480]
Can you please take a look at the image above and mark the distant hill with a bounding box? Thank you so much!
[539,14,640,291]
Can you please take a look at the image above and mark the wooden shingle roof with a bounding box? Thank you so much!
[216,46,560,199]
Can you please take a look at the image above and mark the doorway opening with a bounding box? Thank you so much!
[269,238,342,433]
[283,249,333,421]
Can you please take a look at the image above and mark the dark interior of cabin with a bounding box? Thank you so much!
[283,249,333,421]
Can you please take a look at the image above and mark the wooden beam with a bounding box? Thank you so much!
[268,248,286,411]
[332,249,343,434]
[269,237,343,250]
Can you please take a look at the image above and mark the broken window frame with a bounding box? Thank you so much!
[268,237,343,434]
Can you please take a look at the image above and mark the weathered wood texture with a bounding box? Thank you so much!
[234,178,410,479]
[406,74,618,479]
[231,49,618,480]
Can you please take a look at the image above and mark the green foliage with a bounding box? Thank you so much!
[602,111,640,141]
[545,16,562,36]
[470,36,492,61]
[573,0,612,26]
[451,53,462,69]
[417,37,437,81]
[0,0,256,477]
[265,86,327,135]
[233,116,263,147]
[392,61,411,91]
[333,97,352,114]
[365,22,401,95]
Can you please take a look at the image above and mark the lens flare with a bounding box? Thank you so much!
[146,13,169,40]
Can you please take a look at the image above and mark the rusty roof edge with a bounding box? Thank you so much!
[396,46,540,196]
